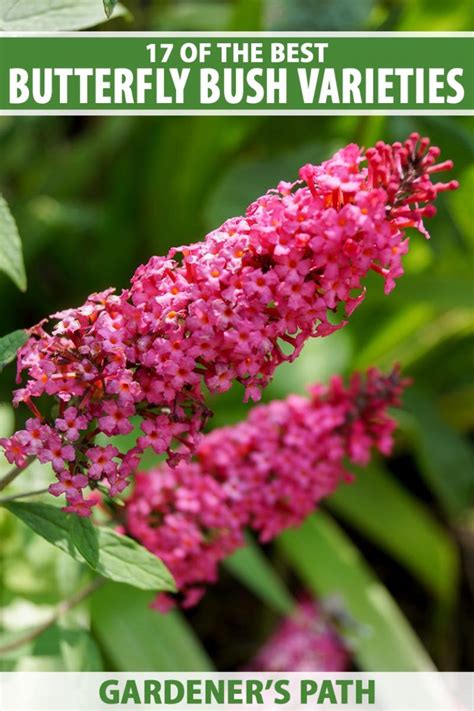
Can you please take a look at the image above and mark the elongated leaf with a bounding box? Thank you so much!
[0,0,127,31]
[92,581,214,671]
[4,501,175,592]
[103,0,117,18]
[393,276,474,310]
[439,385,474,431]
[0,627,39,669]
[224,534,295,615]
[328,464,459,605]
[355,306,473,371]
[278,513,435,671]
[94,527,175,592]
[57,627,103,672]
[267,331,352,400]
[207,140,328,227]
[229,0,263,30]
[354,303,434,369]
[401,389,474,517]
[1,625,103,672]
[0,195,26,291]
[70,515,99,569]
[4,500,78,558]
[0,330,27,371]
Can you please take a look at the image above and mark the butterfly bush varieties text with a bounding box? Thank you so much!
[0,134,456,513]
[247,597,349,672]
[125,367,407,609]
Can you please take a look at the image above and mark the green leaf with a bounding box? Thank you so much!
[0,628,37,670]
[92,581,214,671]
[103,0,117,18]
[355,306,473,371]
[229,0,263,30]
[69,515,99,569]
[57,627,103,672]
[4,500,78,558]
[397,0,472,33]
[0,194,26,291]
[0,0,128,31]
[393,275,474,310]
[207,140,329,227]
[278,513,435,671]
[328,464,459,605]
[4,501,176,592]
[266,331,352,400]
[439,384,474,431]
[94,527,175,592]
[401,389,474,517]
[0,625,103,672]
[0,330,27,371]
[354,303,435,369]
[224,534,295,615]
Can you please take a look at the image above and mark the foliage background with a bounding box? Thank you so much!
[0,0,473,674]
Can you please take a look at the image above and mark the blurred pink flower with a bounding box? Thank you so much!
[247,598,349,672]
[125,367,408,608]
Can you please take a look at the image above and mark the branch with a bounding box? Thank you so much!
[0,458,34,492]
[0,577,105,656]
[0,487,50,505]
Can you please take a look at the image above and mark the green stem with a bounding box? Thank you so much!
[0,577,105,656]
[0,487,50,505]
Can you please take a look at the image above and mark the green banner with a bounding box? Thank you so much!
[0,33,472,113]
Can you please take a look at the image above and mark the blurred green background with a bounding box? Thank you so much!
[0,0,473,675]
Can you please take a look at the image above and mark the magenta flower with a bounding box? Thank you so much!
[55,407,88,442]
[16,418,48,455]
[63,497,96,517]
[125,367,407,609]
[37,435,75,474]
[49,471,89,502]
[1,135,455,513]
[86,445,120,480]
[247,598,349,672]
[0,433,31,468]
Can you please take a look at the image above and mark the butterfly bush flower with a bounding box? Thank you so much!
[247,598,349,672]
[0,134,455,513]
[125,367,407,609]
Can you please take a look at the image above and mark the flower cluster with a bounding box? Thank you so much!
[125,367,407,609]
[1,134,454,513]
[247,598,349,672]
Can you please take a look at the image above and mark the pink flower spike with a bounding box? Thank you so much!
[247,598,349,672]
[1,134,454,514]
[125,366,407,607]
